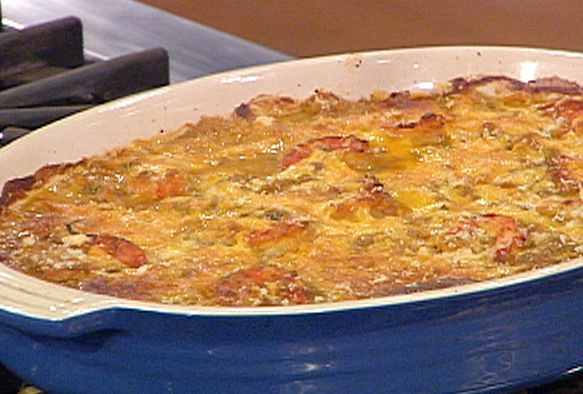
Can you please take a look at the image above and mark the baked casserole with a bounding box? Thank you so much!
[0,75,582,307]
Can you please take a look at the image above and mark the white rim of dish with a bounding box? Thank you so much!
[2,257,583,319]
[1,45,583,320]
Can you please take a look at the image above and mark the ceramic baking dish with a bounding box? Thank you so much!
[1,46,583,393]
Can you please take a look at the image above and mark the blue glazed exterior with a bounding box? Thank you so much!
[3,46,583,392]
[1,266,583,393]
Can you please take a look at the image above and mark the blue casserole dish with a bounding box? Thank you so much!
[0,47,582,393]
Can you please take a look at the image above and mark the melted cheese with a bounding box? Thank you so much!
[0,78,582,307]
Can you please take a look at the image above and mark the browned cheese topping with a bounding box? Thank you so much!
[1,76,582,306]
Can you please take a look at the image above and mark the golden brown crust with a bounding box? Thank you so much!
[0,162,79,208]
[1,76,582,307]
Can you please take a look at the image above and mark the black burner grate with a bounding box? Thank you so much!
[0,16,169,146]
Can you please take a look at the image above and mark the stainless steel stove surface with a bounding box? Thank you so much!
[0,16,169,145]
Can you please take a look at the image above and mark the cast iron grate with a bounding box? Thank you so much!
[0,16,169,146]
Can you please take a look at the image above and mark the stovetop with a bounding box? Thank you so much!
[2,0,292,83]
[0,0,291,147]
[0,16,169,145]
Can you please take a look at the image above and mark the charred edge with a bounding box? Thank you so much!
[234,103,253,119]
[278,96,295,103]
[34,163,74,182]
[419,112,445,124]
[449,77,470,92]
[0,175,36,207]
[396,112,445,129]
[448,75,525,93]
[0,161,81,209]
[397,121,416,129]
[312,89,342,103]
[525,77,583,94]
[448,75,583,95]
[379,90,434,111]
[389,91,411,99]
